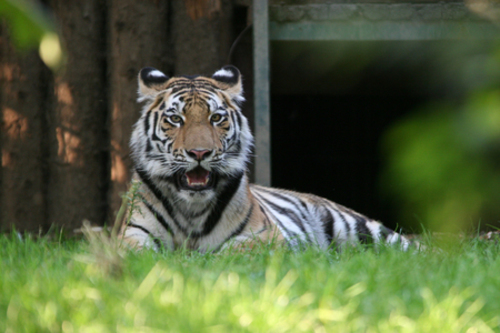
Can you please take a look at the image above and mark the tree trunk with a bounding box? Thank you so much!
[171,0,233,76]
[107,0,172,220]
[48,0,108,230]
[0,0,244,233]
[0,30,50,232]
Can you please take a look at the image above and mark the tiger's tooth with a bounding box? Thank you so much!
[186,176,209,186]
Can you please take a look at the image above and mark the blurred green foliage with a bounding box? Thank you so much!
[382,45,500,233]
[0,0,53,49]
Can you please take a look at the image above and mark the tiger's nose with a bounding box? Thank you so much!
[187,149,212,161]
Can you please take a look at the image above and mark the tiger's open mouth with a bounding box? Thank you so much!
[178,166,216,191]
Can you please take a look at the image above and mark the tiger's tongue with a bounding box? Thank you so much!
[186,168,210,186]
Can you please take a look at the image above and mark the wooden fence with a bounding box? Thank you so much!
[0,0,253,233]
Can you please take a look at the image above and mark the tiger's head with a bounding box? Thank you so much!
[131,66,252,202]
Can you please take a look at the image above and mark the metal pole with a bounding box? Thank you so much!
[253,0,271,186]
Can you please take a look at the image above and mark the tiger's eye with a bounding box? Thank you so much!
[169,115,182,123]
[211,114,222,122]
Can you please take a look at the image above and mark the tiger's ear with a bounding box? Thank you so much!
[138,67,170,102]
[212,65,244,105]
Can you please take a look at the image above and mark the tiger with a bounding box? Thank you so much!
[119,65,412,252]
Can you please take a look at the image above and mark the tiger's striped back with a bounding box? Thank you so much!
[250,185,409,250]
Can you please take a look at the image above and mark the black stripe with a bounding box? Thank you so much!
[323,209,335,245]
[254,227,267,235]
[144,110,151,134]
[127,222,163,251]
[258,202,270,228]
[135,168,188,235]
[157,173,178,188]
[298,200,312,234]
[253,193,296,242]
[354,215,373,244]
[194,172,243,237]
[151,238,162,250]
[233,139,242,156]
[220,93,237,110]
[215,203,254,252]
[201,99,211,112]
[380,225,395,241]
[256,189,312,243]
[179,203,211,219]
[171,87,185,94]
[127,222,152,234]
[224,132,240,153]
[230,112,237,131]
[258,196,311,244]
[145,154,167,163]
[226,128,236,144]
[151,112,161,141]
[235,112,243,131]
[140,197,174,235]
[169,80,219,92]
[337,211,351,233]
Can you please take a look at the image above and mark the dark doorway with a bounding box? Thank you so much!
[270,40,479,230]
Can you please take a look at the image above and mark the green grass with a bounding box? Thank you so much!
[1,234,500,333]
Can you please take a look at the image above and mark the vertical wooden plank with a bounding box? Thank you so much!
[0,34,48,232]
[253,0,271,186]
[171,0,233,75]
[48,0,108,230]
[108,0,171,220]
